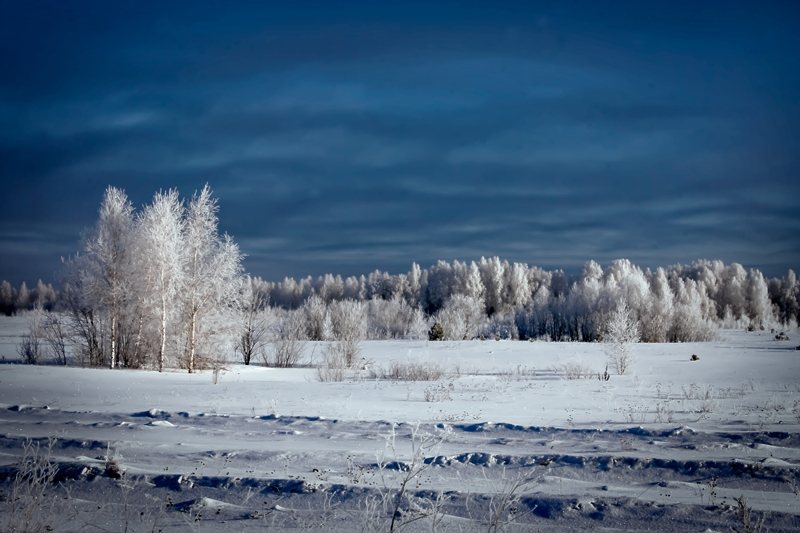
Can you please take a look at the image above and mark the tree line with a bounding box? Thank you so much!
[4,186,799,371]
[254,257,798,342]
[1,280,58,316]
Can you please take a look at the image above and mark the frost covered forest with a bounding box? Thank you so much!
[2,186,798,373]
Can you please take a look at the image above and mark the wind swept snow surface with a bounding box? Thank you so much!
[1,325,800,531]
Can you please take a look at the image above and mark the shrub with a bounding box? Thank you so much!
[43,312,69,366]
[561,359,593,380]
[264,311,306,368]
[424,383,452,402]
[17,304,46,364]
[328,299,367,367]
[316,342,348,382]
[303,294,331,341]
[17,336,40,365]
[382,360,446,381]
[105,445,123,479]
[690,354,700,361]
[1,438,59,533]
[498,364,536,381]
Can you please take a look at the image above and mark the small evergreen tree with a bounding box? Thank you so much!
[428,322,444,341]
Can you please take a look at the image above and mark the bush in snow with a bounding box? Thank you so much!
[561,359,594,380]
[378,360,446,381]
[42,312,69,366]
[1,439,60,533]
[316,342,348,382]
[17,304,46,364]
[264,310,307,368]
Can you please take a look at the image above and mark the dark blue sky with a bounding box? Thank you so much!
[1,1,798,286]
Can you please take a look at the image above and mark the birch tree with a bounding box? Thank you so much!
[138,190,184,372]
[180,185,243,372]
[82,186,135,369]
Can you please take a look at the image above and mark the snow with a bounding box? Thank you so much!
[1,319,799,531]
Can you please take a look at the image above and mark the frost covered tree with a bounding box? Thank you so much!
[328,299,367,367]
[82,186,136,369]
[562,261,604,342]
[0,280,16,316]
[16,281,31,311]
[424,260,456,313]
[436,294,485,340]
[366,269,402,300]
[769,270,799,326]
[506,262,531,309]
[180,186,243,373]
[604,301,639,375]
[478,256,507,316]
[719,263,748,320]
[343,275,362,300]
[669,279,719,342]
[604,259,650,318]
[58,187,149,368]
[405,262,422,306]
[744,269,771,328]
[640,267,674,343]
[313,273,344,302]
[267,310,307,367]
[138,190,184,372]
[235,276,273,365]
[367,297,426,339]
[304,294,331,341]
[31,280,58,311]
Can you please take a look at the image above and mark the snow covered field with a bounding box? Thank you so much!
[1,317,799,531]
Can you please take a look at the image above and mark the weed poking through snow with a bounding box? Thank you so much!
[731,495,764,533]
[0,438,61,533]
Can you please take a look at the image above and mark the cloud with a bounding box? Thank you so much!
[0,1,798,285]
